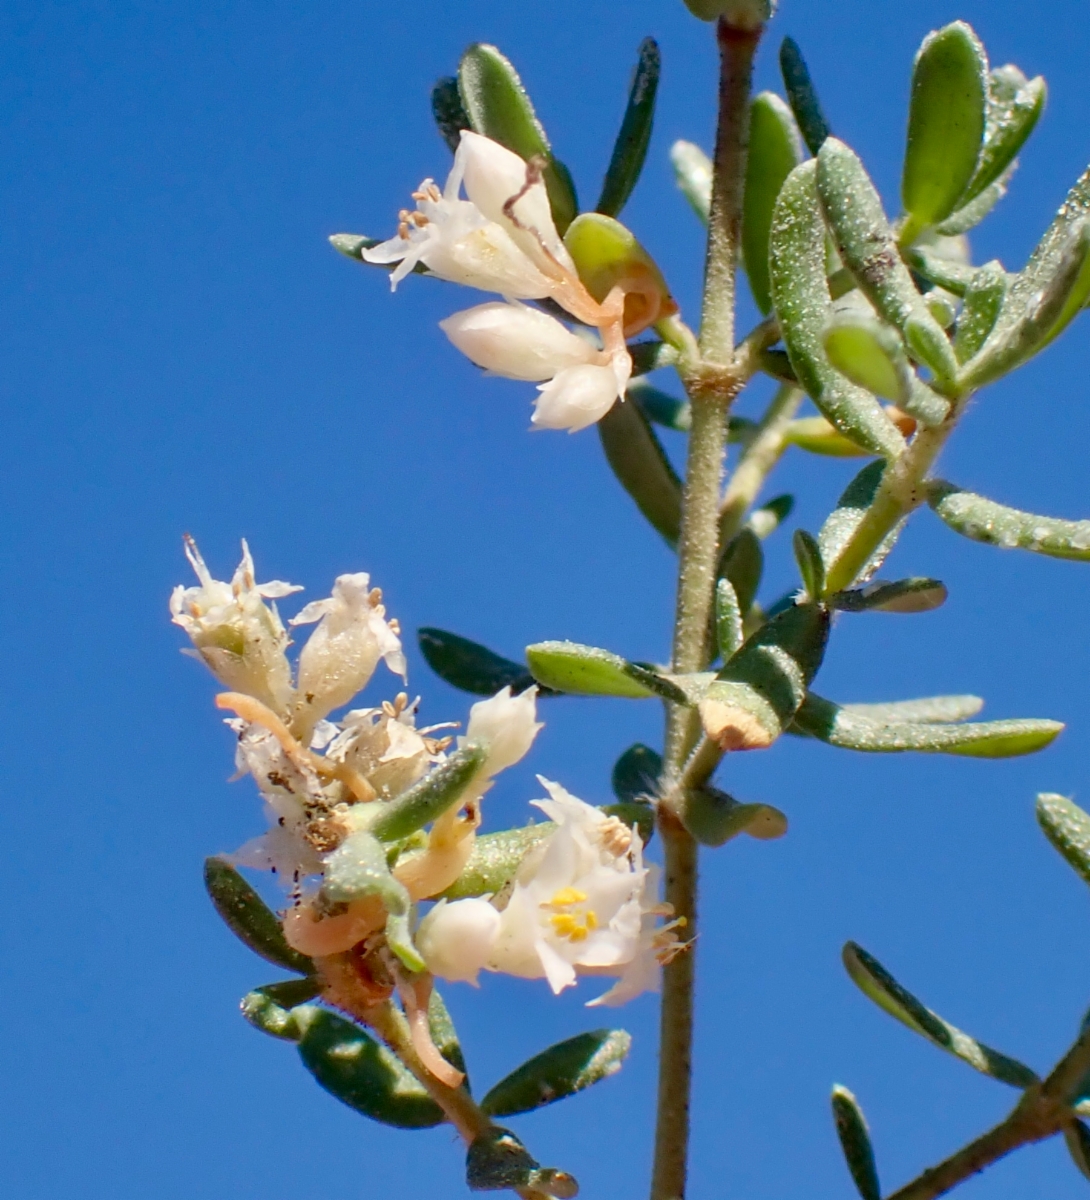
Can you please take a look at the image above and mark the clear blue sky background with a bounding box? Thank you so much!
[3,1,1090,1196]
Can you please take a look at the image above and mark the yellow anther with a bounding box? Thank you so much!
[568,926,589,942]
[585,910,598,931]
[549,913,580,937]
[544,887,588,909]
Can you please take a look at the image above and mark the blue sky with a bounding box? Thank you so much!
[3,1,1090,1196]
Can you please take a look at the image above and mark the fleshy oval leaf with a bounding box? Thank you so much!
[670,139,712,224]
[842,942,1039,1088]
[297,1008,447,1129]
[743,92,803,314]
[480,1029,631,1117]
[439,825,556,900]
[902,22,987,232]
[526,641,657,699]
[203,857,313,975]
[795,692,1061,758]
[831,1085,881,1200]
[929,481,1090,561]
[458,44,578,233]
[240,979,322,1042]
[596,38,660,218]
[768,161,906,459]
[779,37,831,155]
[597,393,682,546]
[419,627,539,696]
[1036,793,1090,888]
[612,743,663,803]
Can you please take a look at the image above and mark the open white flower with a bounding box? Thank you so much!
[417,778,682,1005]
[364,130,634,431]
[464,685,543,781]
[289,573,406,739]
[170,536,300,715]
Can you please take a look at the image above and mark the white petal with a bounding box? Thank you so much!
[417,898,501,985]
[439,303,598,381]
[465,686,543,776]
[532,363,623,432]
[536,937,578,995]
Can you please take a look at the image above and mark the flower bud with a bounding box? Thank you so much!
[439,303,599,382]
[290,574,406,738]
[417,897,501,984]
[170,537,299,715]
[533,362,630,433]
[464,686,543,777]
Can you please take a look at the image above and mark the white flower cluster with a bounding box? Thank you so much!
[364,131,632,432]
[173,538,676,1005]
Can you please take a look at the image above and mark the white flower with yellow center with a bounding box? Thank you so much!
[363,130,633,432]
[417,778,682,1006]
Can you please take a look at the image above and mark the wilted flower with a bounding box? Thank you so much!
[170,536,300,714]
[417,778,683,1006]
[364,130,635,431]
[289,573,406,740]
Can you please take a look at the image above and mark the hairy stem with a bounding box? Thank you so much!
[651,18,761,1200]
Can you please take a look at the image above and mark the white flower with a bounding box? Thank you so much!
[417,778,679,1005]
[289,573,406,738]
[325,697,444,800]
[364,131,635,431]
[464,686,543,781]
[170,536,300,715]
[362,131,565,298]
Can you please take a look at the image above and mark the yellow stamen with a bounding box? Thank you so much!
[542,886,588,909]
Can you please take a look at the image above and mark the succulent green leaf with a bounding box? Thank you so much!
[768,162,906,458]
[670,139,712,224]
[962,223,1090,387]
[628,378,691,431]
[817,460,900,583]
[779,37,831,155]
[681,786,787,847]
[968,161,1090,380]
[457,44,578,233]
[366,744,488,843]
[297,1008,446,1129]
[612,743,663,803]
[964,69,1046,203]
[526,641,657,699]
[823,312,906,402]
[831,1086,881,1200]
[596,38,660,218]
[816,139,957,385]
[840,694,983,724]
[439,825,556,900]
[432,76,471,153]
[902,22,987,232]
[953,261,1009,362]
[925,287,958,330]
[715,578,745,658]
[928,481,1090,560]
[792,529,825,600]
[629,339,679,376]
[783,415,870,458]
[1036,793,1090,888]
[795,693,1062,758]
[842,942,1039,1088]
[319,830,425,971]
[937,168,1013,236]
[203,857,313,975]
[904,244,976,296]
[418,627,539,696]
[719,527,764,616]
[829,577,947,614]
[240,980,322,1041]
[1063,1120,1090,1183]
[329,234,429,277]
[748,494,795,538]
[700,603,830,750]
[480,1029,631,1117]
[564,212,673,318]
[744,92,803,314]
[597,393,682,546]
[466,1127,540,1192]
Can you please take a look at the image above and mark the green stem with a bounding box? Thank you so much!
[823,423,950,595]
[651,18,761,1200]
